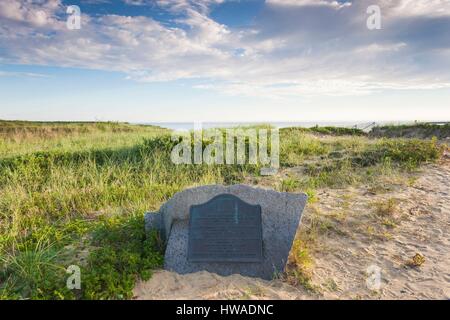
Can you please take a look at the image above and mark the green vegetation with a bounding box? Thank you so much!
[83,217,164,299]
[0,121,444,299]
[283,126,366,137]
[371,198,399,217]
[0,121,168,158]
[280,130,442,192]
[370,122,450,139]
[406,253,426,268]
[285,239,315,291]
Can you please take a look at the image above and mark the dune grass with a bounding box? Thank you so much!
[0,121,444,299]
[370,122,450,139]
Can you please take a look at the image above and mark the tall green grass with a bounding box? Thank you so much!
[370,123,450,139]
[0,121,444,299]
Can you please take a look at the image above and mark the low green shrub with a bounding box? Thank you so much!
[82,215,164,299]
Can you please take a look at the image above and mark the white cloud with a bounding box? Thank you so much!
[354,42,407,54]
[383,0,450,17]
[0,70,50,78]
[0,0,449,97]
[266,0,352,9]
[156,0,225,14]
[0,0,63,27]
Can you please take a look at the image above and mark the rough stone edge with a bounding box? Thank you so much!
[160,185,228,241]
[145,184,308,242]
[144,211,164,239]
[160,185,308,279]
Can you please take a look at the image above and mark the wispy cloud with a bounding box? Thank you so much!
[0,70,50,78]
[266,0,352,10]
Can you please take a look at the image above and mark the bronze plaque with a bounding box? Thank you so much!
[187,194,263,263]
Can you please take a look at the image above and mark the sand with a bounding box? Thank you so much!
[133,158,450,300]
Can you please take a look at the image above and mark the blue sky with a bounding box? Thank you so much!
[0,0,449,122]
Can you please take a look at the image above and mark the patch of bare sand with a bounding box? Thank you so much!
[133,160,450,300]
[133,271,310,300]
[306,159,450,300]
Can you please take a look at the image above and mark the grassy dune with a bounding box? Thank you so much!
[0,121,444,299]
[370,123,450,140]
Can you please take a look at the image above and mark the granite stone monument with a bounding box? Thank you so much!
[145,184,307,280]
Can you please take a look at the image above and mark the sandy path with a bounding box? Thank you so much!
[133,160,450,300]
[307,159,450,300]
[133,271,309,300]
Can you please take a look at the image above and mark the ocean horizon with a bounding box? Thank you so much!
[137,121,416,131]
